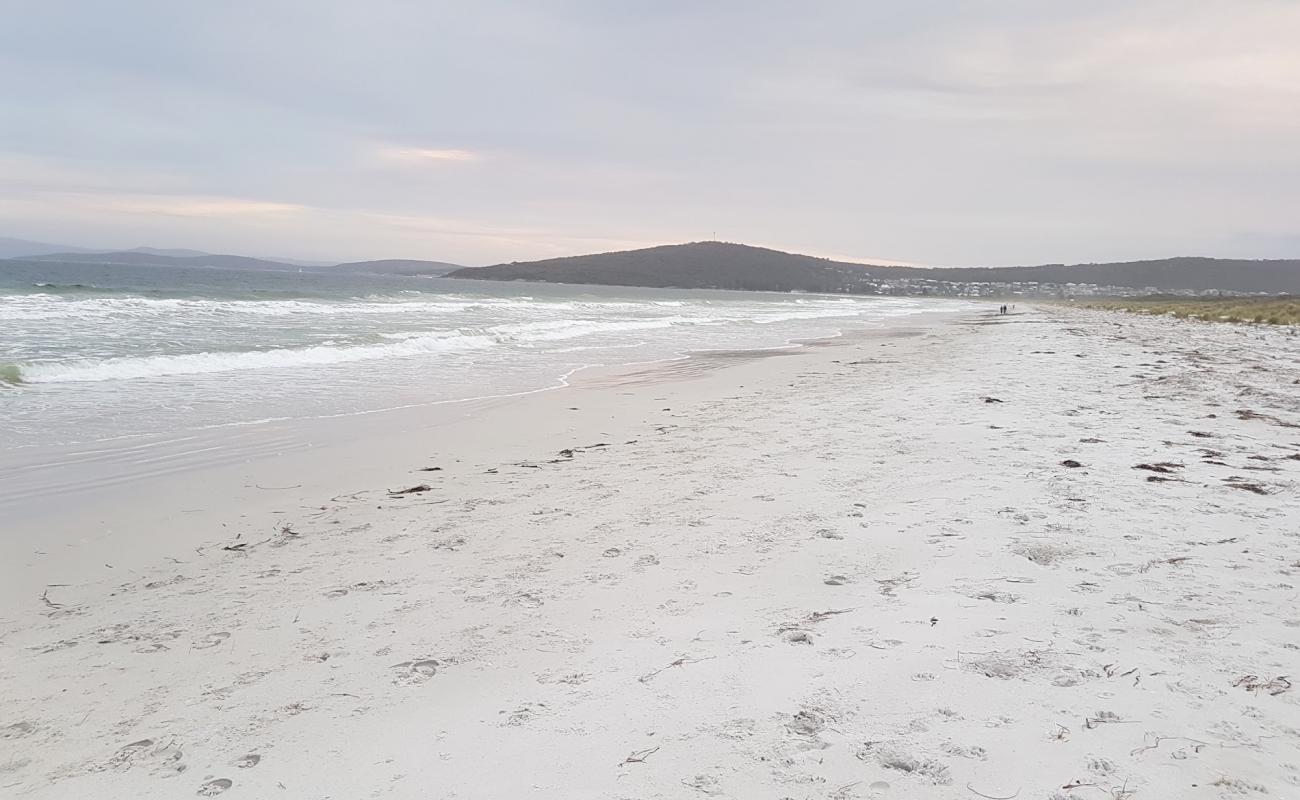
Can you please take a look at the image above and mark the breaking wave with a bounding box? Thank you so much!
[8,331,497,384]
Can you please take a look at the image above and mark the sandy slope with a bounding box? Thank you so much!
[2,307,1298,799]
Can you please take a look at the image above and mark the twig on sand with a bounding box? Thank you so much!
[620,745,660,765]
[967,783,1020,799]
[1082,709,1142,730]
[222,537,270,553]
[828,781,861,799]
[1130,734,1208,757]
[254,483,302,490]
[40,589,63,609]
[638,655,716,683]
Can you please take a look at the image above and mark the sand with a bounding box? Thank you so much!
[2,306,1299,799]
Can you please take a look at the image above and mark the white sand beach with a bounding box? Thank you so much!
[2,306,1299,799]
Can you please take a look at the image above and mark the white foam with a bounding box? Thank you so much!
[0,293,612,323]
[17,331,497,383]
[488,316,695,342]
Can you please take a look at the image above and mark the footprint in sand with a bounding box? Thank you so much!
[193,632,230,650]
[104,738,158,771]
[391,659,439,686]
[505,592,543,608]
[1,722,36,740]
[868,780,891,795]
[323,588,350,599]
[197,778,232,795]
[232,753,261,769]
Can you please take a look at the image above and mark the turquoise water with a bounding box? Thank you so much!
[0,260,936,504]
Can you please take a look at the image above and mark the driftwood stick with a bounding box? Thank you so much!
[620,745,660,765]
[967,784,1020,800]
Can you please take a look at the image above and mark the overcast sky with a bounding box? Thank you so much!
[2,1,1298,266]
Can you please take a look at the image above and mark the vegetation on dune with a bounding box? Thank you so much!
[1079,296,1300,326]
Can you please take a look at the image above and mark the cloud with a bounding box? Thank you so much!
[81,194,306,218]
[4,2,1300,264]
[373,145,482,165]
[0,190,304,221]
[359,211,659,258]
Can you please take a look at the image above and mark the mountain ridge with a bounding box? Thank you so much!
[5,249,464,274]
[7,239,1300,293]
[17,250,303,271]
[0,237,99,260]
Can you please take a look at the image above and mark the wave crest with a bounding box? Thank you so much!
[13,331,496,384]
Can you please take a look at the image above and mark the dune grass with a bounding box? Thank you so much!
[1079,296,1300,326]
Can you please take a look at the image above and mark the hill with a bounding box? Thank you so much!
[0,237,97,260]
[18,250,301,271]
[448,242,873,292]
[912,257,1300,294]
[449,243,1300,294]
[126,246,211,258]
[333,259,464,276]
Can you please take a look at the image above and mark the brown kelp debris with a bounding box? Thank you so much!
[1134,462,1183,474]
[548,442,613,463]
[1233,675,1291,696]
[1236,408,1300,428]
[1222,477,1273,495]
[388,484,432,495]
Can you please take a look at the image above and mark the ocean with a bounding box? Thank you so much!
[0,261,934,507]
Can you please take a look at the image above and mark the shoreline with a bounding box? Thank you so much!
[3,305,1298,798]
[0,308,962,606]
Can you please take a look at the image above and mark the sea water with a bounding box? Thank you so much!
[0,261,936,506]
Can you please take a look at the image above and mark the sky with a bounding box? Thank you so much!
[2,0,1299,267]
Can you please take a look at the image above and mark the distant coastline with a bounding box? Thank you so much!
[5,238,1300,296]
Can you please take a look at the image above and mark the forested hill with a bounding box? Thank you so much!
[447,242,875,292]
[447,242,1300,294]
